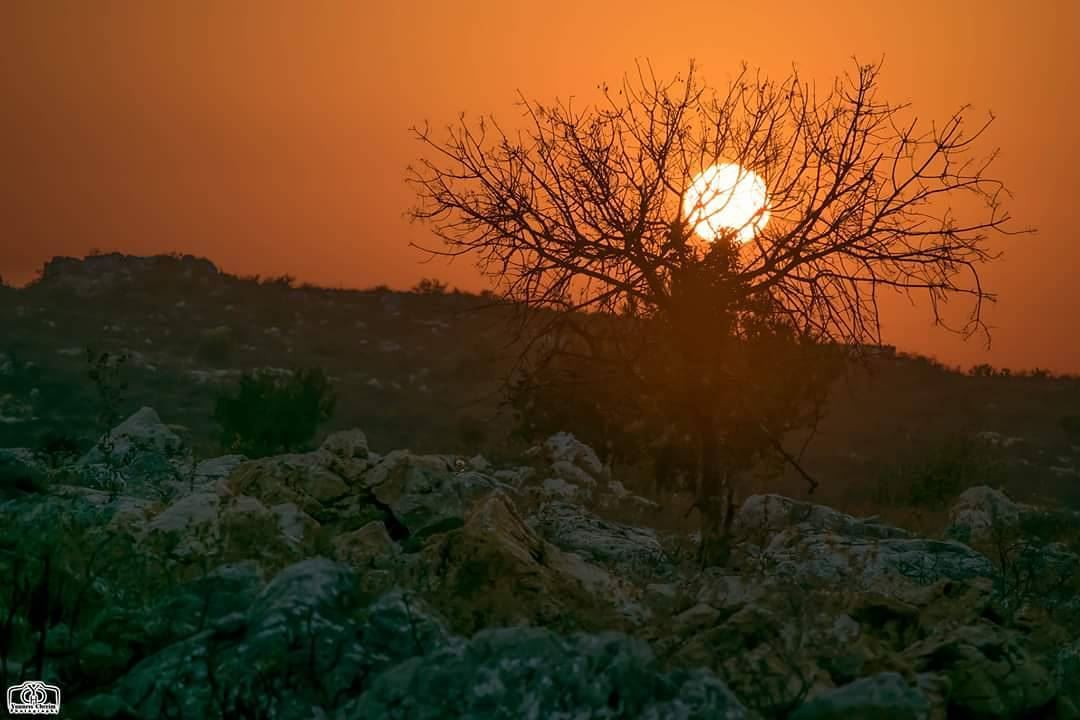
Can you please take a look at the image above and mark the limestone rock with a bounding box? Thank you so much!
[530,500,666,570]
[192,454,246,486]
[366,450,498,538]
[82,407,183,466]
[790,672,931,720]
[332,520,399,569]
[318,429,370,484]
[341,625,754,720]
[544,431,606,478]
[733,494,912,543]
[744,524,993,602]
[904,621,1056,718]
[224,451,350,516]
[418,490,626,634]
[142,492,317,573]
[945,486,1025,545]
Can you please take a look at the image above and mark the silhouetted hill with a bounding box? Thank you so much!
[3,252,1079,512]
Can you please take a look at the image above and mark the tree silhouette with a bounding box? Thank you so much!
[408,60,1025,560]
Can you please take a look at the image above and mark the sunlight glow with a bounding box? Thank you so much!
[682,163,771,243]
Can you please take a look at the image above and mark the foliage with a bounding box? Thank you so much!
[0,453,47,496]
[413,277,449,295]
[213,369,337,458]
[36,430,83,469]
[507,242,844,500]
[86,349,129,432]
[409,59,1022,555]
[875,434,1005,508]
[84,349,136,495]
[261,274,296,289]
[197,327,235,368]
[1061,415,1080,444]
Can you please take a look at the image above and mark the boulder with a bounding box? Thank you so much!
[99,560,450,720]
[789,672,931,720]
[74,408,196,499]
[142,492,317,573]
[694,571,772,612]
[742,524,994,603]
[331,520,399,569]
[733,494,912,543]
[2,483,158,532]
[365,450,499,539]
[82,407,183,466]
[594,478,662,521]
[317,429,370,484]
[192,455,246,486]
[529,500,666,571]
[945,486,1025,545]
[82,561,265,686]
[904,621,1057,718]
[341,625,754,720]
[527,432,609,499]
[544,432,606,477]
[224,451,350,517]
[418,490,628,634]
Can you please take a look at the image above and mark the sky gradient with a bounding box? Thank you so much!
[3,1,1078,371]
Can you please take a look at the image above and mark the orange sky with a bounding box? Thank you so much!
[2,1,1078,371]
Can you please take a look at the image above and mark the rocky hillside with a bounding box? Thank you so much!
[1,408,1078,718]
[3,253,1080,516]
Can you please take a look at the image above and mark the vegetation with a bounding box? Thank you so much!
[409,60,1025,557]
[412,277,449,295]
[1062,415,1080,444]
[196,327,235,368]
[213,368,337,458]
[1,253,1078,511]
[874,434,1006,509]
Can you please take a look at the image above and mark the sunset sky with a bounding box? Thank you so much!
[3,1,1078,371]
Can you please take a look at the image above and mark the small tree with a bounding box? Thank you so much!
[214,369,337,458]
[409,59,1026,560]
[413,277,449,295]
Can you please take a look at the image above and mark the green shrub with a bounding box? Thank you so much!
[412,278,448,295]
[0,450,48,495]
[196,327,235,368]
[875,434,1005,508]
[36,430,83,469]
[213,368,336,458]
[1061,415,1080,444]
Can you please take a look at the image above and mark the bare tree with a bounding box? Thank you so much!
[407,59,1027,560]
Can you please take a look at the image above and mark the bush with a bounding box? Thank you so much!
[213,368,336,458]
[196,327,235,368]
[0,450,48,495]
[875,434,1005,509]
[36,430,83,469]
[412,278,448,295]
[1061,415,1080,444]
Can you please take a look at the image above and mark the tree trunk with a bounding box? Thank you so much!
[695,415,735,567]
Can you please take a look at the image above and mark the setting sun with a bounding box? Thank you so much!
[682,163,771,243]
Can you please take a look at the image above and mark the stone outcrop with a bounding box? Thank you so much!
[2,411,1077,719]
[38,253,220,297]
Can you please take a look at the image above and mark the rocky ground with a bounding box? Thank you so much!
[2,407,1079,718]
